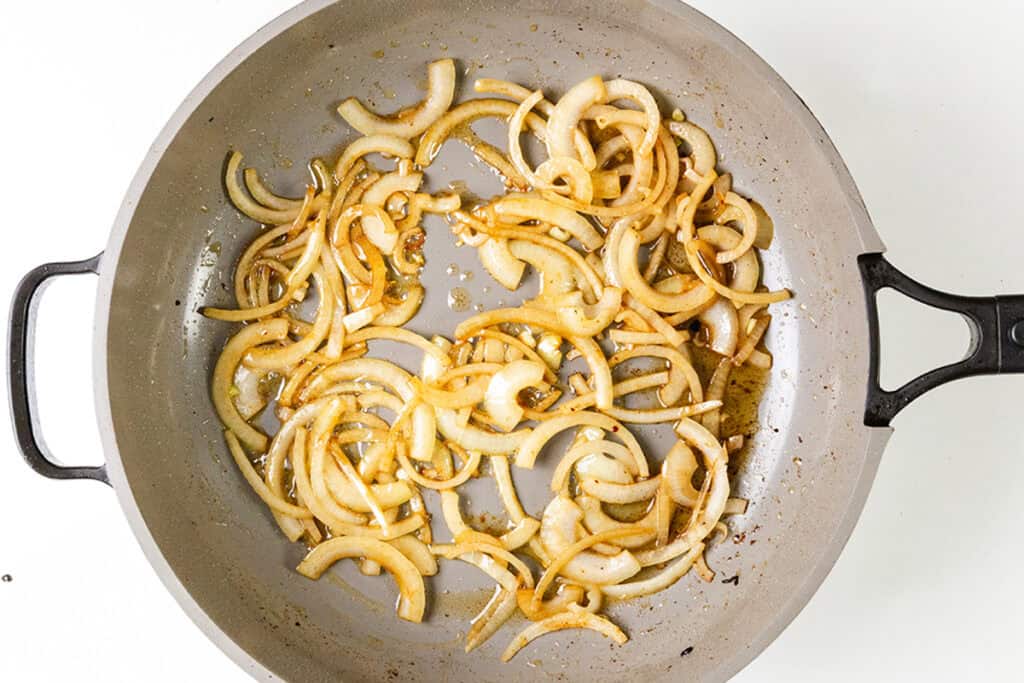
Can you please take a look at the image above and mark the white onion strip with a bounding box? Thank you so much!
[338,59,455,138]
[296,536,426,622]
[501,611,627,662]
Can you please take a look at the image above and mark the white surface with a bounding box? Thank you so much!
[1,1,1022,680]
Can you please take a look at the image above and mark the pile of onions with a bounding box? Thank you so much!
[205,59,788,661]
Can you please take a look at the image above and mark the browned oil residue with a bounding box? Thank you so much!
[447,287,471,312]
[690,345,769,473]
[727,363,770,439]
[323,571,386,615]
[434,586,499,620]
[468,510,512,537]
[447,175,485,209]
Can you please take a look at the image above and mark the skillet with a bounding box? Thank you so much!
[9,1,1024,680]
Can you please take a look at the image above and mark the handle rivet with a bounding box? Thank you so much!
[1011,320,1024,347]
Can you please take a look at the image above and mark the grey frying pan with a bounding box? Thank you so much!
[8,1,1024,681]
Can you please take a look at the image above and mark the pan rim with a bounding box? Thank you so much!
[91,1,893,680]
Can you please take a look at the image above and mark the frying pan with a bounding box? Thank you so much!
[8,1,1024,680]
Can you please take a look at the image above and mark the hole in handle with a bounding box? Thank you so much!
[877,288,972,392]
[31,274,104,468]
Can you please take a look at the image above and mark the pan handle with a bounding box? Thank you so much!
[859,253,1024,427]
[7,253,110,485]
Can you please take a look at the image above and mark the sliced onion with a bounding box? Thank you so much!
[465,587,518,653]
[360,209,399,254]
[508,238,577,298]
[698,225,760,294]
[209,63,792,650]
[603,543,704,600]
[492,195,603,251]
[325,467,413,512]
[699,298,740,357]
[584,103,648,129]
[603,401,721,424]
[475,78,554,113]
[416,98,546,167]
[507,89,548,189]
[675,169,718,241]
[231,363,268,421]
[555,287,623,336]
[608,343,702,406]
[226,151,315,225]
[342,304,385,333]
[685,239,791,305]
[622,294,690,348]
[580,476,661,504]
[536,157,595,203]
[538,496,642,587]
[490,454,527,523]
[500,610,626,662]
[534,526,647,602]
[500,517,540,550]
[602,79,660,157]
[245,271,334,371]
[224,430,311,517]
[330,443,392,532]
[483,360,546,432]
[413,375,488,409]
[389,535,438,576]
[668,120,717,176]
[576,495,658,549]
[479,238,526,290]
[474,77,594,163]
[724,497,749,515]
[296,536,426,622]
[359,171,421,253]
[479,225,603,298]
[607,329,671,346]
[436,407,529,455]
[662,441,701,507]
[434,540,535,589]
[212,319,289,452]
[750,199,775,249]
[546,75,607,163]
[346,326,450,366]
[714,192,758,264]
[576,452,632,484]
[618,227,714,313]
[338,59,455,138]
[374,284,424,327]
[243,166,304,211]
[635,419,728,567]
[397,448,481,490]
[516,584,586,621]
[361,170,422,209]
[334,134,415,180]
[550,439,637,493]
[516,412,647,475]
[733,314,770,366]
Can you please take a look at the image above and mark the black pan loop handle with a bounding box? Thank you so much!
[859,252,1024,427]
[7,253,110,485]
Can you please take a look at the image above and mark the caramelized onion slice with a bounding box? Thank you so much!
[296,536,427,622]
[338,59,456,138]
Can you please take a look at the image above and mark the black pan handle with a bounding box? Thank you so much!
[859,253,1024,427]
[7,253,110,485]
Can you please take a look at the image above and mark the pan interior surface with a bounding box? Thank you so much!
[102,1,880,680]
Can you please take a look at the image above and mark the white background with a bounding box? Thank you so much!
[1,1,1022,680]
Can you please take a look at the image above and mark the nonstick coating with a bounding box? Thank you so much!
[95,1,891,680]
